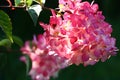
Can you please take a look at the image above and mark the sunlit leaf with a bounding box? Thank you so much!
[33,0,46,5]
[15,0,33,7]
[27,0,33,6]
[27,4,42,26]
[15,0,21,6]
[0,10,13,42]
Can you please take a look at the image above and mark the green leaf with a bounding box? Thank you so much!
[15,0,33,7]
[15,0,21,6]
[27,0,33,7]
[33,0,46,6]
[13,35,23,47]
[24,54,32,74]
[27,4,42,26]
[0,39,11,47]
[0,10,13,43]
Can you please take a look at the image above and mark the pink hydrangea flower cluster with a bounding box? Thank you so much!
[21,0,118,80]
[40,0,118,66]
[21,35,68,80]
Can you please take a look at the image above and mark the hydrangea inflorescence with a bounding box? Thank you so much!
[21,0,118,80]
[21,35,68,80]
[40,0,118,66]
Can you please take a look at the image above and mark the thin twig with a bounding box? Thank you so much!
[0,6,25,8]
[6,0,12,7]
[0,0,26,10]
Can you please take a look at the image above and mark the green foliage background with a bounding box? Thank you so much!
[0,0,120,80]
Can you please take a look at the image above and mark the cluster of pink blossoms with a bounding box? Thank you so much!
[21,35,68,80]
[40,0,118,66]
[21,0,118,80]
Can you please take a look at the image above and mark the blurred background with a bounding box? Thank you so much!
[0,0,120,80]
